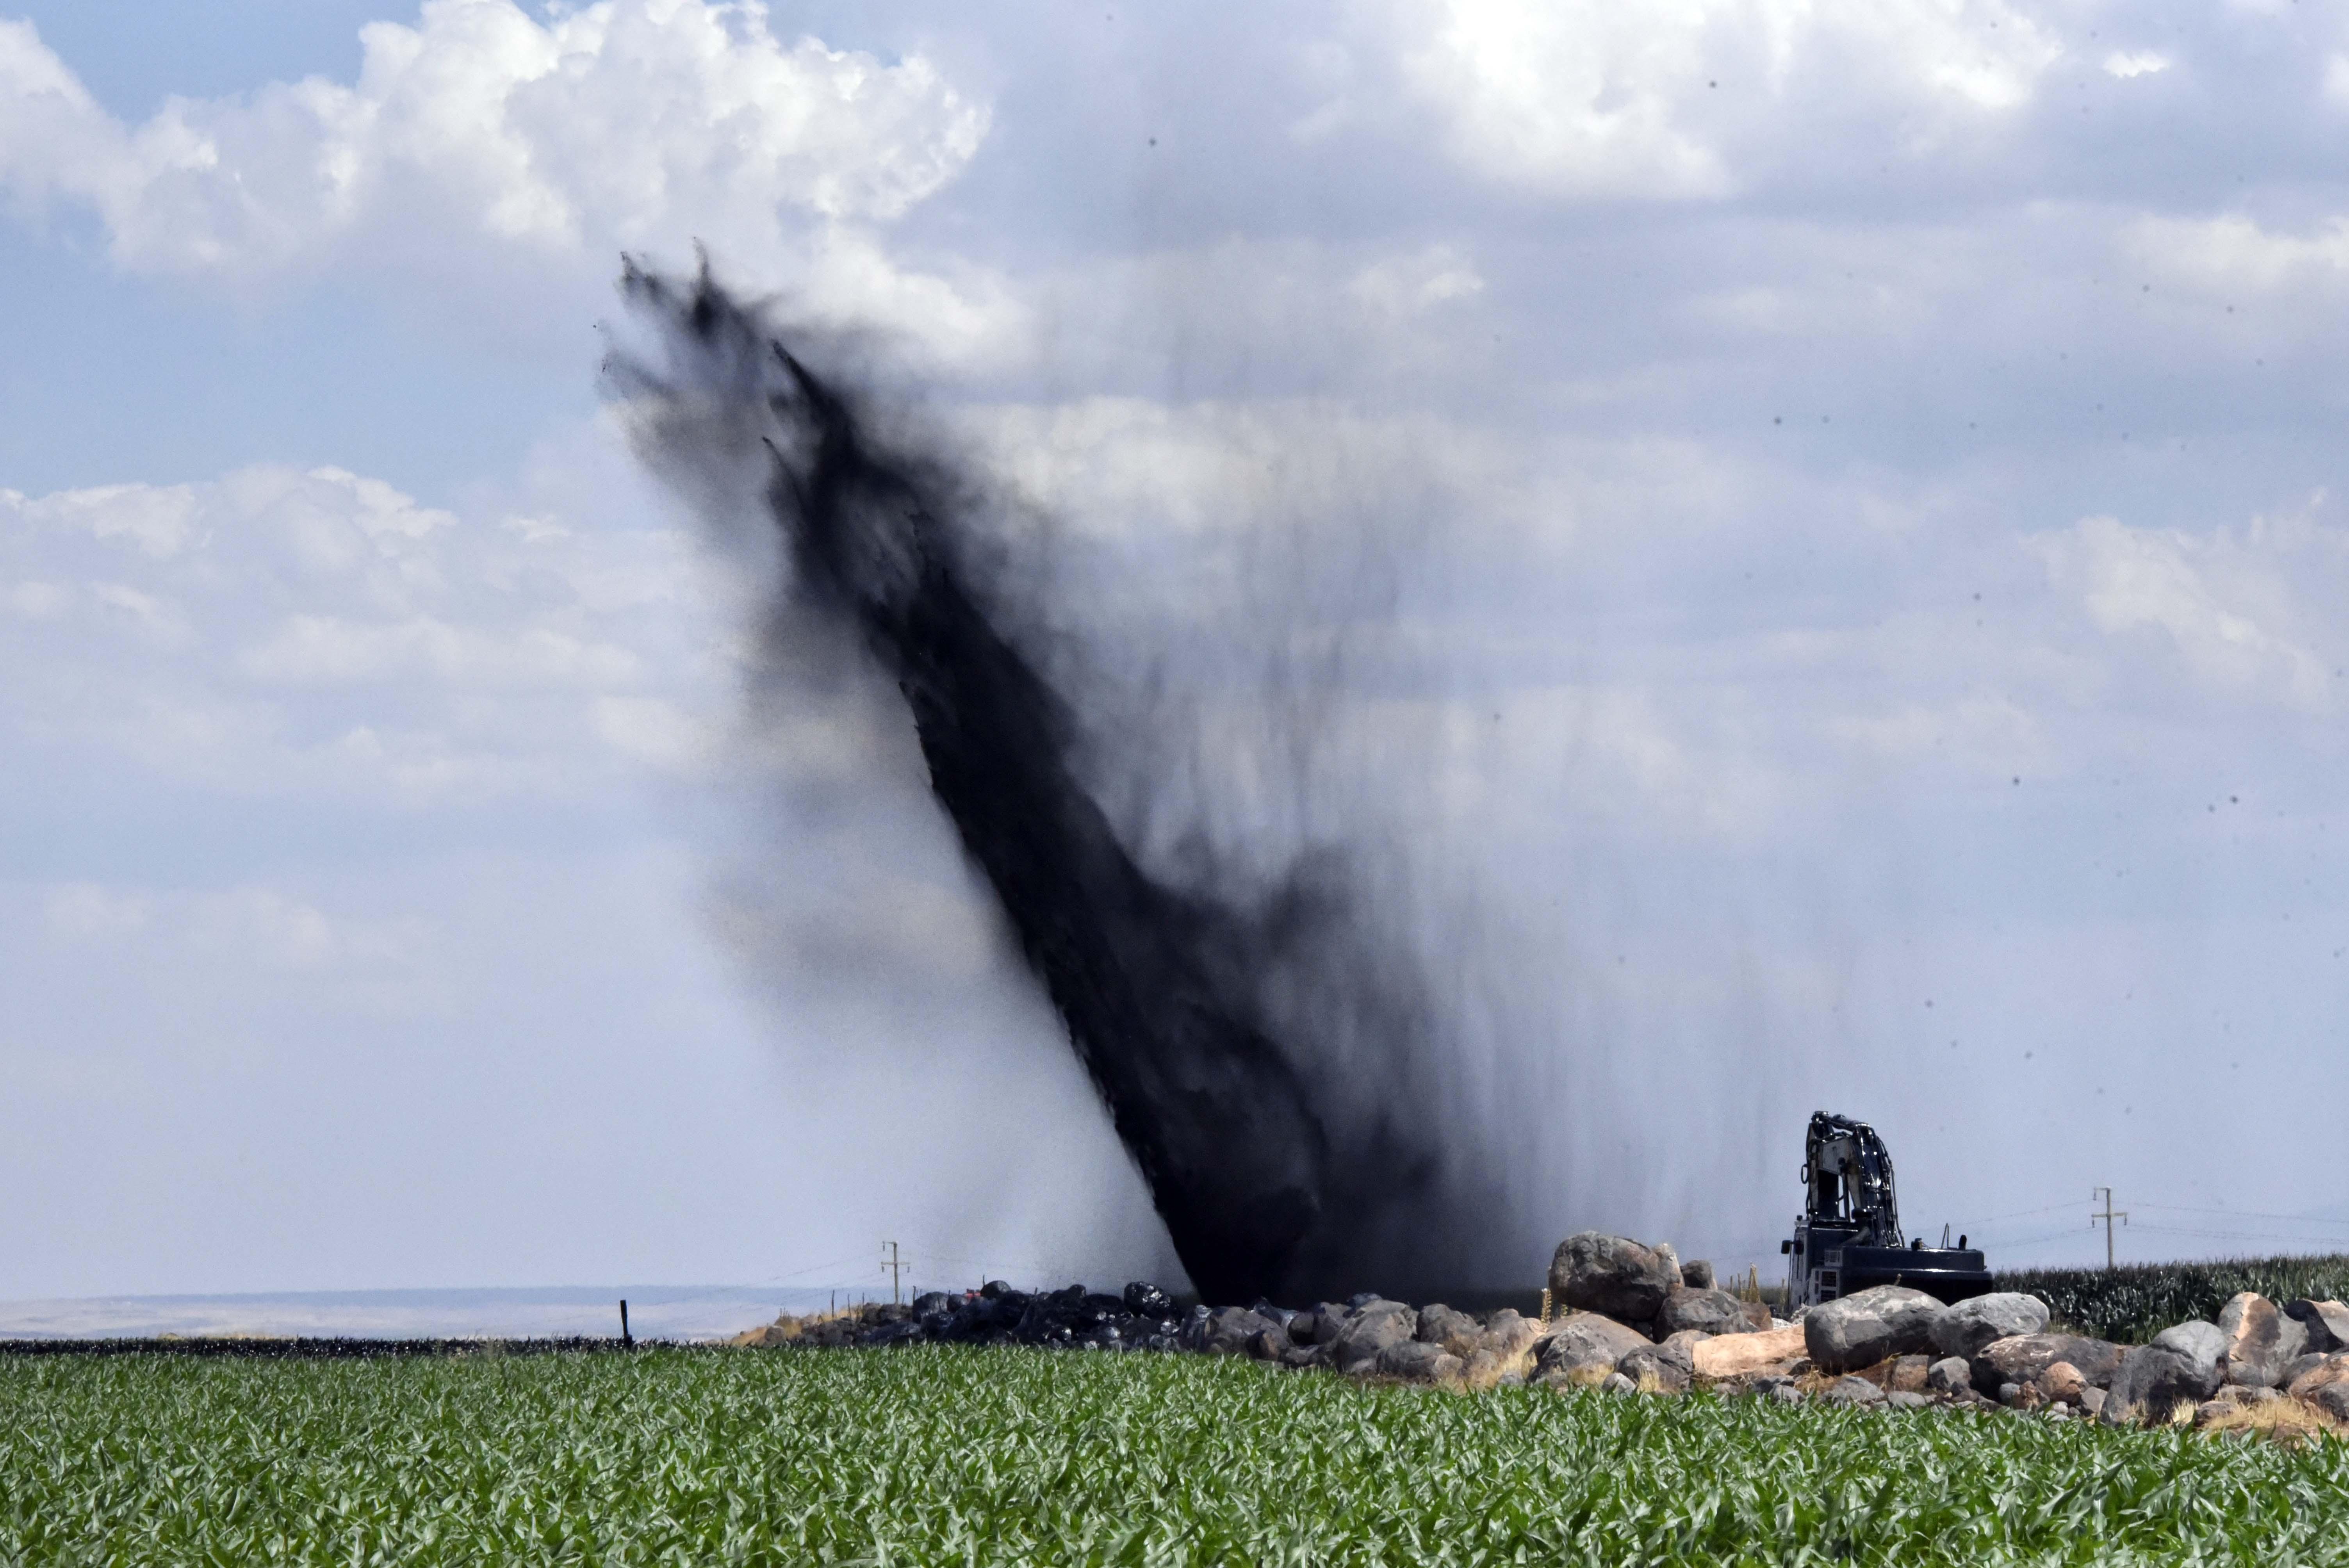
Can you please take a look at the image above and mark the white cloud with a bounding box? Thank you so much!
[2102,50,2170,79]
[0,0,989,284]
[2037,514,2334,709]
[0,456,720,805]
[1394,0,2061,199]
[2128,213,2349,296]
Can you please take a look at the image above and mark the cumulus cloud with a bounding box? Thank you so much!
[2037,512,2338,709]
[0,1,986,269]
[0,456,715,804]
[1393,0,2062,198]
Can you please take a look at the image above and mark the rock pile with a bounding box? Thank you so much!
[727,1232,2349,1436]
[733,1281,1187,1352]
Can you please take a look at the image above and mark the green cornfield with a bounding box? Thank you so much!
[1997,1254,2349,1345]
[3,1345,2344,1566]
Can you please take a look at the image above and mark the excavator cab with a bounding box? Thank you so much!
[1782,1111,1992,1309]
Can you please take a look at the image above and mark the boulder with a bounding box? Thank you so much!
[2285,1299,2349,1354]
[1550,1233,1680,1326]
[1296,1304,1353,1347]
[1198,1307,1285,1356]
[2217,1293,2308,1388]
[1618,1345,1692,1393]
[2152,1320,2226,1385]
[1804,1286,1944,1374]
[1477,1309,1539,1367]
[1821,1375,1886,1406]
[1415,1304,1483,1356]
[1928,1293,2049,1360]
[1661,1286,1763,1337]
[2079,1386,2106,1418]
[1682,1260,1716,1290]
[1121,1281,1175,1316]
[1245,1328,1289,1361]
[1925,1356,1971,1395]
[2306,1382,2349,1423]
[1886,1354,1931,1394]
[2100,1344,2223,1426]
[1376,1340,1453,1381]
[1971,1333,2125,1396]
[2286,1352,2349,1401]
[1333,1300,1419,1371]
[1535,1312,1654,1381]
[2039,1361,2087,1405]
[1654,1243,1686,1289]
[1692,1323,1805,1380]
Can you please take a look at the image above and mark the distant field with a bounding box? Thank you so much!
[1996,1254,2349,1344]
[5,1347,2346,1565]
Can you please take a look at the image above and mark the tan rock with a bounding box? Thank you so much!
[2286,1352,2349,1400]
[2218,1292,2306,1387]
[1887,1354,1931,1394]
[1535,1311,1654,1379]
[1692,1323,1805,1380]
[1476,1310,1538,1373]
[2039,1361,2087,1404]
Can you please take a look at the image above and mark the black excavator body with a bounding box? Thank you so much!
[1781,1111,1993,1309]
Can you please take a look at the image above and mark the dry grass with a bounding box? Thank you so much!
[2198,1395,2347,1448]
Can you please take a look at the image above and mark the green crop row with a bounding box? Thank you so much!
[4,1345,2345,1565]
[1996,1254,2349,1345]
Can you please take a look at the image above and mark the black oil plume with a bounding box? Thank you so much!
[610,262,1494,1303]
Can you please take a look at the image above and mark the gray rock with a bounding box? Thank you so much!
[2287,1351,2349,1401]
[1196,1306,1285,1356]
[2152,1320,2226,1383]
[1682,1260,1716,1290]
[1654,1243,1686,1290]
[1804,1285,1945,1373]
[1886,1390,1933,1410]
[2217,1293,2307,1388]
[1244,1327,1289,1361]
[2309,1383,2349,1422]
[1375,1340,1451,1381]
[1926,1356,1972,1395]
[1415,1304,1482,1354]
[1661,1286,1763,1337]
[1822,1375,1887,1405]
[1770,1380,1803,1404]
[1998,1382,2025,1408]
[1477,1309,1538,1365]
[1550,1233,1680,1326]
[1746,1374,1794,1400]
[2279,1352,2329,1390]
[1332,1300,1419,1371]
[2099,1345,2222,1426]
[1601,1371,1637,1395]
[1535,1312,1654,1380]
[2285,1299,2349,1354]
[1970,1333,2124,1396]
[1928,1292,2050,1360]
[1618,1345,1691,1393]
[2079,1386,2105,1419]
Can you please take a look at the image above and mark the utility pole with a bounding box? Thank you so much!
[881,1240,907,1306]
[2091,1187,2128,1269]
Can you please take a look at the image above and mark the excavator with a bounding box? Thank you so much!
[1781,1112,1994,1309]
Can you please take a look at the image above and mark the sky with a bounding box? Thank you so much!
[6,0,2349,1308]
